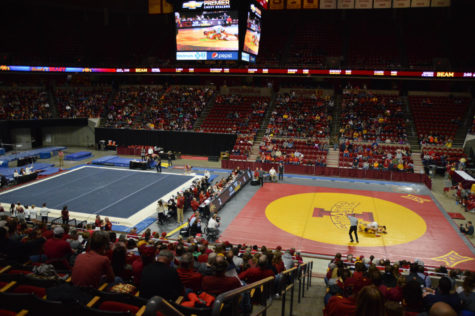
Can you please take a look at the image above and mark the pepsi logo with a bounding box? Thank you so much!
[212,52,218,58]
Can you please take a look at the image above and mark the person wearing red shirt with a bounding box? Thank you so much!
[177,252,203,292]
[104,217,113,231]
[43,226,72,262]
[95,215,103,229]
[197,244,209,263]
[72,231,115,288]
[202,255,241,296]
[132,244,156,286]
[199,191,206,204]
[176,193,185,224]
[191,198,200,212]
[238,255,274,284]
[61,205,69,225]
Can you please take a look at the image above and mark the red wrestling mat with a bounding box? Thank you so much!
[448,212,466,220]
[220,183,475,270]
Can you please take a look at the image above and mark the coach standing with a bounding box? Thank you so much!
[258,168,264,187]
[278,163,284,181]
[347,213,359,243]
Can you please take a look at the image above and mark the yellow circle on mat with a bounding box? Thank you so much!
[265,193,427,247]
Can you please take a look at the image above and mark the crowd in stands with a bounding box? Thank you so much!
[340,88,408,144]
[199,95,269,134]
[151,86,214,131]
[324,253,475,316]
[0,207,305,313]
[339,141,414,172]
[230,134,255,160]
[257,137,328,166]
[422,146,466,168]
[0,88,52,120]
[102,86,165,129]
[55,87,111,118]
[267,93,332,139]
[102,86,213,130]
[409,96,469,145]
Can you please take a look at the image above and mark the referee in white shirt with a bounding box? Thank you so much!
[348,214,359,243]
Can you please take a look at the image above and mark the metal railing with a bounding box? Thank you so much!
[211,276,275,316]
[143,261,314,316]
[144,296,184,316]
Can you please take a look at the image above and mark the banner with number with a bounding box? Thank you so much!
[373,0,391,8]
[162,0,173,13]
[287,0,302,9]
[303,0,319,8]
[270,0,285,9]
[320,0,337,8]
[432,0,450,7]
[392,0,410,8]
[148,0,161,14]
[355,0,372,8]
[411,0,430,7]
[338,0,355,9]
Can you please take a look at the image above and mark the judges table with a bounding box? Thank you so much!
[14,172,38,184]
[129,160,149,170]
[452,170,475,189]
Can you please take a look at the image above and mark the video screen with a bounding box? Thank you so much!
[175,11,239,52]
[243,4,262,56]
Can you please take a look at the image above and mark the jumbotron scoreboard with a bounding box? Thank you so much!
[174,0,264,62]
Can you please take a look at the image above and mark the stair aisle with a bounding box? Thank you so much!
[326,148,340,168]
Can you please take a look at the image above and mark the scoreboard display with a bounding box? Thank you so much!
[243,3,262,57]
[175,0,239,60]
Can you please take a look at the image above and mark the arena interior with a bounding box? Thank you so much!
[0,0,475,315]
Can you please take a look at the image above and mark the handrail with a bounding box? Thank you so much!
[211,276,275,316]
[280,267,298,316]
[143,296,184,316]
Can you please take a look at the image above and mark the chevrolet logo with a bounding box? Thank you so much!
[183,1,204,9]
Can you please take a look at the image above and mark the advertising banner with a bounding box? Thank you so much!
[338,0,355,9]
[431,0,450,7]
[393,0,411,8]
[269,0,285,9]
[373,0,391,8]
[287,0,302,9]
[355,0,372,8]
[148,0,161,14]
[303,0,319,8]
[320,0,337,9]
[162,0,174,13]
[411,0,430,7]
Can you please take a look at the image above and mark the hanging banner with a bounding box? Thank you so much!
[320,0,337,8]
[287,0,302,9]
[355,0,372,8]
[162,0,173,13]
[411,0,430,6]
[303,0,319,8]
[270,0,285,9]
[393,0,410,8]
[148,0,161,14]
[338,0,355,9]
[431,0,450,7]
[373,0,391,8]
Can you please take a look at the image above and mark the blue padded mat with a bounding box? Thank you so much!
[65,151,92,161]
[0,163,55,180]
[0,166,193,219]
[39,167,61,176]
[0,147,66,162]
